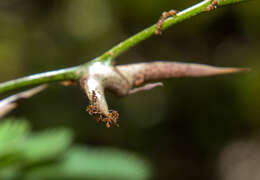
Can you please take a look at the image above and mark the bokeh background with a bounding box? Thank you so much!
[0,0,259,179]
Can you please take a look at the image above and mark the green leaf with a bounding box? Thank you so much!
[0,118,30,168]
[25,146,151,180]
[0,119,73,179]
[22,128,73,164]
[0,119,151,180]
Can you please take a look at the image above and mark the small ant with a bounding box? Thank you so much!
[91,91,98,103]
[108,51,114,57]
[102,110,119,128]
[207,0,219,12]
[86,104,98,116]
[110,110,120,127]
[86,90,119,128]
[155,10,177,35]
[86,91,98,115]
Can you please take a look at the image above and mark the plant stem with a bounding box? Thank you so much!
[0,0,249,95]
[0,66,81,94]
[98,0,249,62]
[218,0,249,6]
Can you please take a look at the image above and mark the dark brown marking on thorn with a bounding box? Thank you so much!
[134,74,144,86]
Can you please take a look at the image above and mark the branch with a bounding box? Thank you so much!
[82,61,248,127]
[0,85,47,118]
[0,66,80,94]
[0,0,249,95]
[0,0,250,127]
[97,0,250,62]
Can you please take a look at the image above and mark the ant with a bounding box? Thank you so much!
[101,110,119,128]
[86,91,99,116]
[155,10,177,35]
[86,90,119,128]
[207,0,219,12]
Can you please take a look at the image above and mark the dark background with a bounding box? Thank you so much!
[0,0,259,179]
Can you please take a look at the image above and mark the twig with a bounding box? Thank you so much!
[0,0,250,95]
[97,0,250,62]
[0,85,47,118]
[0,0,251,127]
[0,66,80,94]
[80,61,248,127]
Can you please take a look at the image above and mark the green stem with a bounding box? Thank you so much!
[0,66,81,94]
[98,0,249,62]
[218,0,249,6]
[0,0,249,95]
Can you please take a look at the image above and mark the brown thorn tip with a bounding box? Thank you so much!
[200,67,250,76]
[221,67,250,73]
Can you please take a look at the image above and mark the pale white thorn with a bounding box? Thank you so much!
[84,77,109,116]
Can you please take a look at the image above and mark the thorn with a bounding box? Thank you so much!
[129,82,164,95]
[207,67,250,75]
[85,90,120,128]
[0,85,47,118]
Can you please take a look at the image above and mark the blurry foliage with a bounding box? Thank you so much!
[0,0,259,179]
[0,119,151,180]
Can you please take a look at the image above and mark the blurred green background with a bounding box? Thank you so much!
[0,0,260,179]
